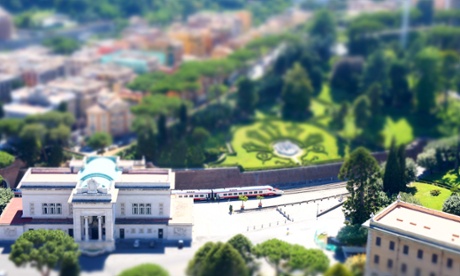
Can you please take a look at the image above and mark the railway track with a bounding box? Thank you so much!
[283,182,347,195]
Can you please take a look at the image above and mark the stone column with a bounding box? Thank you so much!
[84,216,89,241]
[98,216,102,241]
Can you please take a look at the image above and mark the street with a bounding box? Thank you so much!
[0,186,346,276]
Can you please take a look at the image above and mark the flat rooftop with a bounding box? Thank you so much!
[370,201,460,250]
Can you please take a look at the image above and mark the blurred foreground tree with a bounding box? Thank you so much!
[308,9,336,63]
[9,229,80,276]
[414,47,441,115]
[119,263,169,276]
[0,151,14,168]
[339,147,382,224]
[331,57,364,98]
[325,263,353,276]
[345,254,366,276]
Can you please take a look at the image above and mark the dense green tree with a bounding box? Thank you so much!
[331,102,349,131]
[18,124,47,165]
[191,103,232,130]
[366,84,383,116]
[186,242,215,276]
[347,19,384,56]
[399,192,422,205]
[59,258,80,276]
[199,243,249,276]
[0,151,14,168]
[43,36,81,55]
[337,225,368,246]
[157,115,168,145]
[325,263,353,276]
[416,0,434,25]
[131,95,187,117]
[361,51,390,100]
[254,239,291,276]
[308,9,336,62]
[281,63,313,120]
[339,147,383,224]
[299,51,323,94]
[179,103,188,132]
[414,47,441,115]
[417,148,437,173]
[441,51,460,110]
[237,78,258,118]
[186,146,206,168]
[132,116,157,161]
[0,101,3,118]
[227,234,254,265]
[119,264,168,276]
[0,188,14,215]
[353,95,371,131]
[190,127,210,146]
[438,100,460,137]
[9,229,80,276]
[287,246,329,275]
[383,139,402,194]
[0,118,23,138]
[331,57,365,98]
[87,132,112,153]
[405,158,418,184]
[389,61,411,108]
[442,194,460,216]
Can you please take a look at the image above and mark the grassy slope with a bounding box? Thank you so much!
[382,117,414,148]
[411,183,450,211]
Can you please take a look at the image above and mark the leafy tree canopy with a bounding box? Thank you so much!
[87,132,113,152]
[119,263,169,276]
[0,151,14,168]
[442,194,460,216]
[9,229,80,276]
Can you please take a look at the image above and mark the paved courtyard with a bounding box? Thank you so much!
[0,187,347,276]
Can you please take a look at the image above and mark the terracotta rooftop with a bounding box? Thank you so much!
[0,198,30,225]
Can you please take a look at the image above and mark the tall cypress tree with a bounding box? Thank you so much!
[397,144,407,192]
[383,139,399,194]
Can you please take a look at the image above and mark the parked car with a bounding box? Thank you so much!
[133,239,140,248]
[178,240,184,249]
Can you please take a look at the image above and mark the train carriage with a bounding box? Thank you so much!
[172,185,283,201]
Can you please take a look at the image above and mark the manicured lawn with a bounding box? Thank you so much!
[220,120,343,169]
[382,117,414,148]
[317,85,334,104]
[311,99,328,118]
[410,182,451,211]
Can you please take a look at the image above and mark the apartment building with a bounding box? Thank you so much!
[363,200,460,276]
[86,90,133,137]
[80,63,135,86]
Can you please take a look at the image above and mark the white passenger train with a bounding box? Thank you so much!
[172,185,284,201]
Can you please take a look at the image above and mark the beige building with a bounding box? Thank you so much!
[363,200,460,276]
[86,90,133,137]
[47,77,106,120]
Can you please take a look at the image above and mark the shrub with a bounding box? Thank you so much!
[336,225,368,246]
[443,194,460,216]
[430,189,441,196]
[0,151,14,168]
[119,264,168,276]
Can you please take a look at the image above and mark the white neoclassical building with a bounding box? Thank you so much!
[0,156,193,254]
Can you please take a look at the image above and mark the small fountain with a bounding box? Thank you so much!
[273,140,301,157]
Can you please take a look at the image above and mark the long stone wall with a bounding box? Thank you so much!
[0,159,25,189]
[174,139,427,190]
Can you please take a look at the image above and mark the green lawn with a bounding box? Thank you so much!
[311,99,328,118]
[220,120,343,169]
[382,117,414,148]
[410,183,451,211]
[317,85,334,104]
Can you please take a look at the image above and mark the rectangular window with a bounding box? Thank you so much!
[132,204,138,215]
[376,237,381,246]
[146,204,151,215]
[49,203,55,214]
[69,204,73,215]
[389,241,395,250]
[42,203,48,215]
[374,255,379,264]
[30,203,34,216]
[417,249,423,259]
[238,192,242,195]
[56,204,61,214]
[147,228,152,234]
[244,192,248,195]
[139,204,145,215]
[447,258,453,268]
[131,228,135,234]
[403,245,409,255]
[387,259,393,268]
[139,228,144,234]
[401,263,407,273]
[432,254,438,264]
[159,203,164,215]
[249,192,253,194]
[121,203,125,216]
[233,193,237,195]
